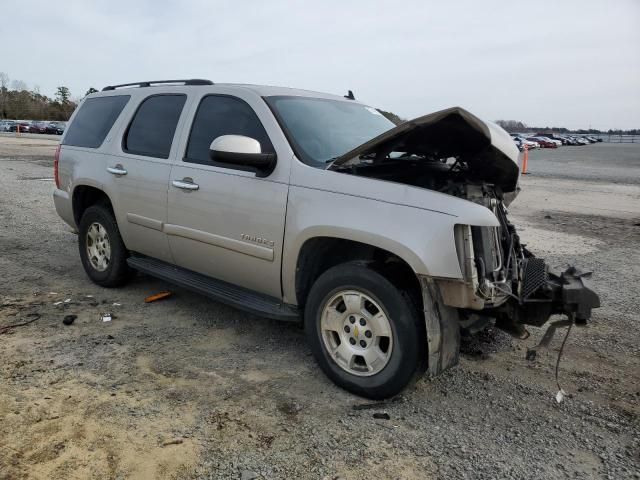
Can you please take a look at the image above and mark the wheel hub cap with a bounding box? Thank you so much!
[86,222,111,272]
[320,290,393,376]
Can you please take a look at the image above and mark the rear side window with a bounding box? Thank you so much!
[185,95,274,165]
[123,94,186,159]
[63,95,130,148]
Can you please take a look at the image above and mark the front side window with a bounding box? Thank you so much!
[63,95,130,148]
[185,95,274,165]
[123,94,186,159]
[264,96,395,167]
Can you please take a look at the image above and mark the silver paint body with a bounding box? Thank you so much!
[53,84,515,306]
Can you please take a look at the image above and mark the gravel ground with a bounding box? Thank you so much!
[0,138,638,479]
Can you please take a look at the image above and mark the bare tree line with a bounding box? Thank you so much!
[495,119,639,136]
[0,72,96,121]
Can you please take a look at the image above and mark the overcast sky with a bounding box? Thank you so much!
[3,0,639,129]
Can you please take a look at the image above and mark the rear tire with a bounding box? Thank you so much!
[305,263,425,399]
[78,204,131,287]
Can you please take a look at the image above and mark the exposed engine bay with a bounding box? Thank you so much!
[328,107,600,335]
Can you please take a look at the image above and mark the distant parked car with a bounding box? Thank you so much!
[9,121,31,133]
[541,136,562,147]
[536,133,566,145]
[528,136,557,148]
[512,138,523,151]
[0,120,15,132]
[539,136,561,147]
[46,122,65,135]
[30,121,50,133]
[585,136,598,143]
[563,137,581,146]
[575,137,590,145]
[513,136,539,149]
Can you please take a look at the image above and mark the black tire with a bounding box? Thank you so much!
[78,204,131,287]
[305,263,425,399]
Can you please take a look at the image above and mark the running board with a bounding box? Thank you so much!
[127,255,300,322]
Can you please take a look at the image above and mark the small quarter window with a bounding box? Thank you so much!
[63,95,130,148]
[124,94,186,159]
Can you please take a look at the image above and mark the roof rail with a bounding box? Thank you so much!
[102,79,213,91]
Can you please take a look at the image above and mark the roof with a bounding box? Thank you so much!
[98,79,354,102]
[217,83,353,101]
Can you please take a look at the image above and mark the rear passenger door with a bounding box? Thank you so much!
[166,94,289,298]
[108,93,188,262]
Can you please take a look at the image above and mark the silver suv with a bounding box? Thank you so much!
[53,79,599,398]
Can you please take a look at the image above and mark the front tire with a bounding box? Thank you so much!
[305,263,425,399]
[78,204,131,287]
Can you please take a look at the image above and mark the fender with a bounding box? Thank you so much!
[281,171,499,305]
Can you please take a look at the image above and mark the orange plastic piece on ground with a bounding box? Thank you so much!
[144,291,172,303]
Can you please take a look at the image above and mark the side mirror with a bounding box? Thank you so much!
[209,135,276,177]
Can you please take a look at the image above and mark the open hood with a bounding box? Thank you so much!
[327,107,520,192]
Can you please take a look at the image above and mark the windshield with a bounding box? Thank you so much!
[265,96,395,167]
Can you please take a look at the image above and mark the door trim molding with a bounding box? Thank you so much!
[126,213,164,231]
[164,224,274,261]
[126,214,275,261]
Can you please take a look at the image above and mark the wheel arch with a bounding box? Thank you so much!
[72,184,115,227]
[293,234,424,313]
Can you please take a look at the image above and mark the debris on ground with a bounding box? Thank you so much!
[352,396,403,411]
[161,438,184,447]
[372,412,391,420]
[62,315,77,325]
[144,291,172,303]
[0,313,41,335]
[101,313,112,322]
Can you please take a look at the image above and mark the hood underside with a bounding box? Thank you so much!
[327,107,520,192]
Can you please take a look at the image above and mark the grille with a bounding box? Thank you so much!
[522,258,547,299]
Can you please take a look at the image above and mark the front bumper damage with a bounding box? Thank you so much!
[491,263,601,338]
[556,266,601,322]
[426,232,600,377]
[425,264,600,377]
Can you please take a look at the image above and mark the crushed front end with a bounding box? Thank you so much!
[327,106,600,345]
[439,183,600,337]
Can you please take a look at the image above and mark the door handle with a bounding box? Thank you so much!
[172,179,199,191]
[107,165,127,176]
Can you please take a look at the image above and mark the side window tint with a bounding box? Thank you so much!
[63,95,130,148]
[124,95,186,159]
[185,95,274,165]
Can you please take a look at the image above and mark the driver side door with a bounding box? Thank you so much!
[166,94,289,298]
